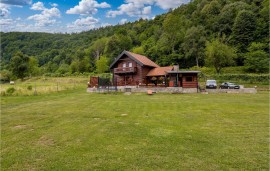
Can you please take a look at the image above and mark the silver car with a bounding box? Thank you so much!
[206,80,217,89]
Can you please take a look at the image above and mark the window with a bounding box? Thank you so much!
[122,63,126,68]
[128,62,132,67]
[185,76,193,82]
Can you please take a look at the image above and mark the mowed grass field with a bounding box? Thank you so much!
[1,82,269,170]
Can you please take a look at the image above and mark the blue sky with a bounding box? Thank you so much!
[0,0,190,33]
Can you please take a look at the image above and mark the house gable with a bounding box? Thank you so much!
[109,50,159,69]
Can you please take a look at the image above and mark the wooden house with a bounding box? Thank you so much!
[110,51,200,88]
[110,50,159,86]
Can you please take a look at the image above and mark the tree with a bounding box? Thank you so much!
[161,14,187,53]
[56,63,70,74]
[0,70,12,82]
[90,37,108,60]
[182,26,206,67]
[96,56,109,73]
[70,60,79,74]
[44,61,58,73]
[254,0,269,43]
[217,1,251,35]
[132,46,144,54]
[231,10,256,52]
[9,51,29,80]
[105,34,132,60]
[205,39,236,74]
[244,42,269,73]
[28,56,40,76]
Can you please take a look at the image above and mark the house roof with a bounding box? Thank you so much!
[127,51,160,68]
[147,66,174,76]
[110,50,159,69]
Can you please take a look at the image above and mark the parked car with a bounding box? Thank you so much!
[219,82,240,89]
[206,80,217,89]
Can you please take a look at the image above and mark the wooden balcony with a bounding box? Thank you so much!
[114,67,137,74]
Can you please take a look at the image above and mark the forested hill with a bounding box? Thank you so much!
[1,0,269,79]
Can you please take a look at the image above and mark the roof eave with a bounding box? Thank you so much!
[109,50,145,69]
[109,50,126,69]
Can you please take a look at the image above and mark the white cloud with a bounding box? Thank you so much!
[49,2,58,7]
[119,18,128,25]
[1,0,32,6]
[107,0,188,18]
[142,6,151,15]
[0,7,10,17]
[106,10,122,18]
[0,3,11,17]
[156,0,186,10]
[66,0,110,15]
[0,18,13,25]
[66,16,99,33]
[106,0,153,18]
[101,23,111,27]
[28,5,61,27]
[1,17,66,33]
[73,16,99,26]
[31,1,45,11]
[43,7,61,17]
[125,0,154,6]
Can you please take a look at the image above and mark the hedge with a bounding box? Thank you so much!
[200,74,269,83]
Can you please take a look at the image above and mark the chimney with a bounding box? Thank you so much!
[173,65,179,71]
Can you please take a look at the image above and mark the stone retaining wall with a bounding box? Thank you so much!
[87,87,198,93]
[87,87,257,94]
[206,88,257,94]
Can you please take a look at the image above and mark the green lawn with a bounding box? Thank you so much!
[1,89,269,170]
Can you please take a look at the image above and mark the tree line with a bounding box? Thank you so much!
[1,0,269,81]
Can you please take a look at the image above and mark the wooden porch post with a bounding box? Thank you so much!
[176,73,179,87]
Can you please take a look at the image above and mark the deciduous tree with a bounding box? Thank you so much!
[205,39,236,74]
[231,10,256,52]
[96,56,109,73]
[9,51,29,80]
[182,26,206,67]
[244,42,269,73]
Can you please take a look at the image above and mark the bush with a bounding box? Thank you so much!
[6,87,16,95]
[27,85,33,90]
[1,91,6,96]
[189,66,246,75]
[204,74,269,83]
[0,70,12,82]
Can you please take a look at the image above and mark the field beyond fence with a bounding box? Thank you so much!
[0,77,89,96]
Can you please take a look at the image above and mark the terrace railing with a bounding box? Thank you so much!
[114,67,137,74]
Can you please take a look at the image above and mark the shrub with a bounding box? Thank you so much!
[27,85,33,90]
[6,87,16,95]
[1,91,6,96]
[205,74,269,83]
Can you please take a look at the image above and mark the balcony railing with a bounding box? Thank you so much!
[114,67,137,74]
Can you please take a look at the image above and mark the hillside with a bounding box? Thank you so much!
[1,0,269,79]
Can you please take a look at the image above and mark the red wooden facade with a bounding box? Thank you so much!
[110,51,158,86]
[110,51,200,88]
[88,76,98,88]
[167,72,200,88]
